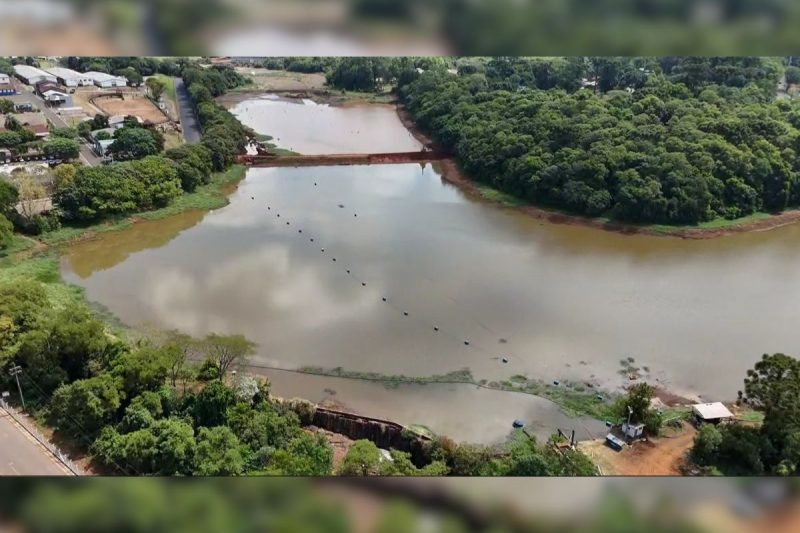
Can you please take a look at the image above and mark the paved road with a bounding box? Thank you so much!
[0,408,70,475]
[175,77,202,144]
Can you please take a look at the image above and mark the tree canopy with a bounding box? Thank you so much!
[400,57,799,225]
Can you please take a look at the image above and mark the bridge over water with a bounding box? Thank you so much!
[237,150,449,167]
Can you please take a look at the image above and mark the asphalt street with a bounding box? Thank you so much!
[0,408,70,476]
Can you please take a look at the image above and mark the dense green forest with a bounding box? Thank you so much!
[392,57,800,225]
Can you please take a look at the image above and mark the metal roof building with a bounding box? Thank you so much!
[45,67,94,87]
[692,402,734,422]
[84,71,128,88]
[13,65,57,85]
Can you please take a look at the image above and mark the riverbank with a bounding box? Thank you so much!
[218,88,395,109]
[435,158,800,240]
[38,165,246,247]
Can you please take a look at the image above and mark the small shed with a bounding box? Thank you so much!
[692,402,733,425]
[621,422,645,441]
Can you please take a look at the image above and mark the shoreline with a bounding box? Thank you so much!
[217,88,395,109]
[434,158,800,240]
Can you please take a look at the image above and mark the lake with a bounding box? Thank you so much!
[230,95,422,154]
[60,97,800,443]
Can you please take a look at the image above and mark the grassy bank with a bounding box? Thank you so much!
[40,165,246,246]
[296,365,619,421]
[252,133,300,156]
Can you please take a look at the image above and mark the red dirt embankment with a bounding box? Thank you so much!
[435,159,800,240]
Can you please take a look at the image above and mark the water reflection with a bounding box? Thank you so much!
[62,164,800,417]
[230,96,422,154]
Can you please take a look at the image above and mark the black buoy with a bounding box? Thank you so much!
[321,248,325,252]
[512,419,525,429]
[354,214,357,217]
[267,207,270,210]
[277,214,280,218]
[346,269,351,274]
[501,357,509,363]
[553,380,560,386]
[251,196,254,200]
[381,297,386,302]
[298,230,302,233]
[332,258,336,262]
[286,221,290,225]
[361,282,366,287]
[314,182,317,186]
[464,341,470,346]
[338,204,344,208]
[433,326,439,331]
[310,238,314,242]
[403,311,408,316]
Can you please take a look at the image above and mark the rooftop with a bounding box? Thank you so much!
[692,402,734,420]
[13,64,54,79]
[45,66,90,80]
[84,71,128,83]
[10,112,47,126]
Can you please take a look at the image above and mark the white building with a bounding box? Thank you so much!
[45,67,94,87]
[0,73,10,84]
[13,64,57,85]
[692,402,734,425]
[84,71,128,88]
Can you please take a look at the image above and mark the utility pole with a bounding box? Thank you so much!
[9,364,25,410]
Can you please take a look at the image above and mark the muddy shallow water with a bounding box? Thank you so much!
[60,97,800,444]
[61,161,800,442]
[229,95,422,154]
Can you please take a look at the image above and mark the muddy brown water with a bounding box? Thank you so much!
[229,95,422,154]
[59,99,800,444]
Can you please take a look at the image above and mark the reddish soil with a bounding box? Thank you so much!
[305,426,355,470]
[93,94,169,125]
[580,423,696,476]
[435,158,800,240]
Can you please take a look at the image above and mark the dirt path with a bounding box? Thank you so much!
[579,423,696,475]
[436,159,800,240]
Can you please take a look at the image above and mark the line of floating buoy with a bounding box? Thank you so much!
[268,201,520,371]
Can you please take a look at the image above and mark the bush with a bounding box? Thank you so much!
[691,424,723,466]
[0,213,13,250]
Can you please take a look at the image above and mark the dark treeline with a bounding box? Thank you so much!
[399,57,800,225]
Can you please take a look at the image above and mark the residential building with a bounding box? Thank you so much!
[91,128,117,157]
[0,73,14,96]
[84,71,128,88]
[13,64,57,85]
[45,67,94,87]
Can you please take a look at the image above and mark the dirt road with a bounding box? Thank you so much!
[580,424,696,475]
